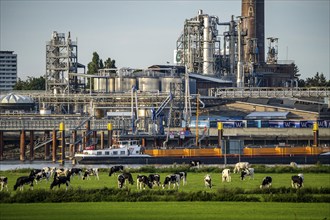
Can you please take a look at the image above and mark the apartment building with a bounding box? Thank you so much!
[0,51,17,91]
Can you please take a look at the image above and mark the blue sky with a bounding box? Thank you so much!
[1,0,329,80]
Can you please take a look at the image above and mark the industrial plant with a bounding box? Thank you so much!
[0,0,329,164]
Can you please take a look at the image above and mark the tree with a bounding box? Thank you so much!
[305,72,328,87]
[13,76,45,90]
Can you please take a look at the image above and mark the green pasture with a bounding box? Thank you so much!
[1,202,329,220]
[1,170,329,192]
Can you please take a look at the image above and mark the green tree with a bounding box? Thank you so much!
[305,72,328,87]
[13,76,45,90]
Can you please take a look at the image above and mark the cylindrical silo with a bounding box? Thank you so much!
[138,77,160,92]
[115,77,137,92]
[161,77,182,93]
[108,77,115,92]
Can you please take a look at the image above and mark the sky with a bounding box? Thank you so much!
[0,0,329,80]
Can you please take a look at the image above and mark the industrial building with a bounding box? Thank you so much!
[0,0,329,163]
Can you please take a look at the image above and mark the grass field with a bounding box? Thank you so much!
[1,202,329,220]
[1,170,329,192]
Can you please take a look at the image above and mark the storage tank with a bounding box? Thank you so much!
[93,78,109,92]
[138,77,160,92]
[161,77,182,92]
[115,77,137,92]
[108,77,115,92]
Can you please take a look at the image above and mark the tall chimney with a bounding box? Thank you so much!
[256,0,265,63]
[242,0,265,64]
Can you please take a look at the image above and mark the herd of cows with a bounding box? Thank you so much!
[0,161,305,192]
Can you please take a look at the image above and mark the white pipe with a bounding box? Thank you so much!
[203,15,213,75]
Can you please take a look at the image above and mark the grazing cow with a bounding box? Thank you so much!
[189,160,201,168]
[240,168,254,180]
[136,175,153,190]
[291,174,304,189]
[175,171,187,185]
[204,174,212,188]
[50,172,72,191]
[260,176,272,189]
[83,168,99,180]
[233,162,249,173]
[55,168,69,177]
[109,165,124,176]
[163,174,180,189]
[30,170,51,184]
[70,168,83,179]
[290,162,298,168]
[0,176,8,191]
[222,168,231,182]
[148,174,161,187]
[14,176,34,191]
[117,172,134,189]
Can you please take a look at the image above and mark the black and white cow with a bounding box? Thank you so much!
[117,172,134,189]
[175,171,187,185]
[70,168,83,179]
[204,174,212,188]
[163,174,180,189]
[83,168,99,180]
[233,162,249,173]
[136,175,153,190]
[260,176,272,189]
[109,165,124,176]
[0,176,8,191]
[291,174,304,189]
[50,172,72,191]
[240,168,254,180]
[14,176,34,191]
[30,169,51,184]
[148,174,161,187]
[189,160,201,168]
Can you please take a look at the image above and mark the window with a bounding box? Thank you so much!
[97,151,102,155]
[120,151,125,155]
[105,151,109,155]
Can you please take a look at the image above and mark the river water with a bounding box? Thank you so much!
[0,160,151,171]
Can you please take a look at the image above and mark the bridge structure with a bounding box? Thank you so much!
[208,87,330,99]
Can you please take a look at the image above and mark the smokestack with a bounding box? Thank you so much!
[241,0,265,64]
[256,0,265,63]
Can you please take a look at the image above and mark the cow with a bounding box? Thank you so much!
[163,174,180,189]
[204,174,212,188]
[175,171,187,185]
[50,171,72,191]
[260,176,272,189]
[290,162,298,168]
[189,160,201,169]
[117,172,134,189]
[14,176,34,191]
[30,170,51,184]
[109,165,124,176]
[222,168,231,182]
[70,168,83,179]
[233,162,249,173]
[291,174,304,189]
[0,176,8,191]
[54,168,69,177]
[83,168,99,180]
[136,175,153,190]
[240,168,254,180]
[148,174,161,187]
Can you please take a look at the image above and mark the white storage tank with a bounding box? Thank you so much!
[161,77,182,92]
[115,77,137,92]
[138,77,160,92]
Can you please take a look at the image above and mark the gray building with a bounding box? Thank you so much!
[0,51,17,91]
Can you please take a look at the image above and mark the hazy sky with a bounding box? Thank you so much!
[1,0,329,80]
